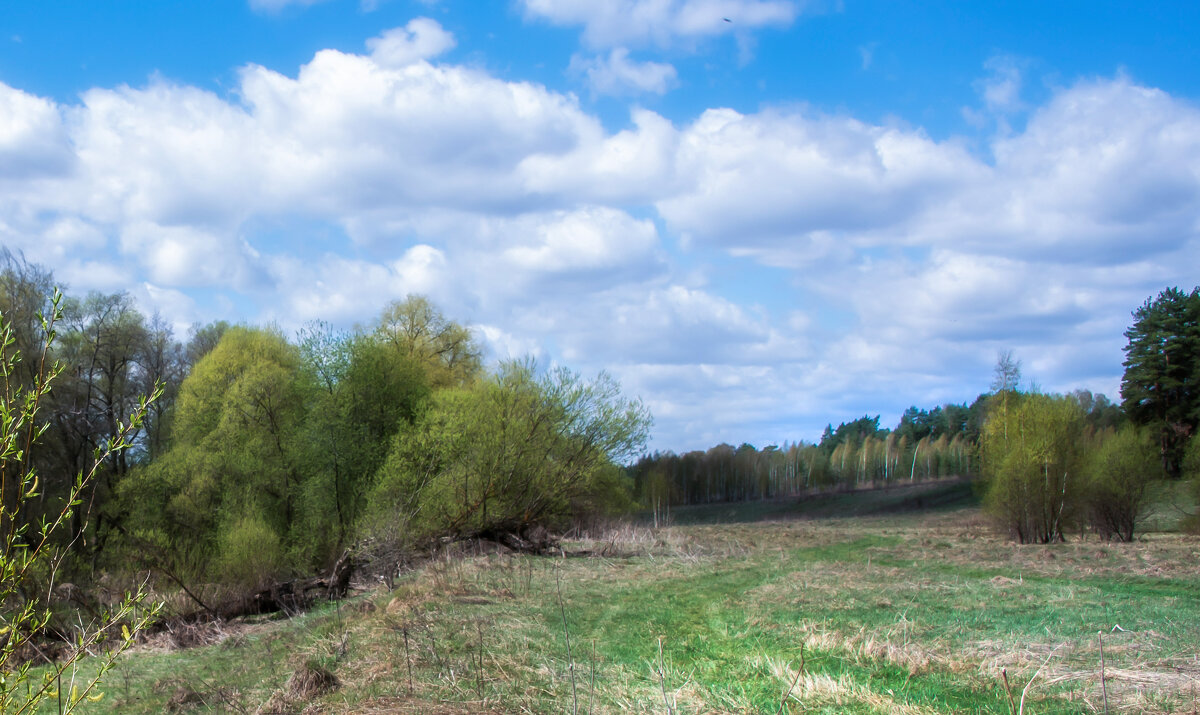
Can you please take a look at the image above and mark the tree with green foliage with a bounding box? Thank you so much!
[185,320,230,367]
[375,295,482,388]
[121,326,310,596]
[295,324,432,555]
[1,293,159,712]
[50,292,154,558]
[818,415,884,452]
[122,298,490,606]
[1121,287,1200,480]
[368,360,650,550]
[981,393,1085,543]
[1068,389,1124,432]
[1082,426,1157,541]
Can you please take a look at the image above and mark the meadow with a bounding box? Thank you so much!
[54,481,1200,714]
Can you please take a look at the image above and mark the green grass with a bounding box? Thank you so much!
[42,488,1200,714]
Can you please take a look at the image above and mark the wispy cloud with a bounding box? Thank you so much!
[977,55,1026,114]
[248,0,332,14]
[520,0,797,50]
[570,48,678,96]
[858,42,878,70]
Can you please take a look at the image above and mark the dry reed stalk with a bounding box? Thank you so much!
[1099,632,1109,714]
[1018,645,1061,714]
[403,623,413,695]
[1000,668,1018,715]
[588,639,596,715]
[656,637,676,715]
[556,567,578,715]
[775,645,806,715]
[475,617,486,700]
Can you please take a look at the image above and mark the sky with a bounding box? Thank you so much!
[2,1,1199,452]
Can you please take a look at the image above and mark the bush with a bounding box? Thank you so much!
[1182,436,1200,533]
[1083,426,1157,541]
[981,393,1085,543]
[216,515,287,593]
[366,360,650,547]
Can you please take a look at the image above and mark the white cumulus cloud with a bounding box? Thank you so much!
[0,83,73,180]
[656,106,982,251]
[366,18,456,68]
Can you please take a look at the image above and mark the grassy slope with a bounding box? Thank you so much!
[54,480,1200,714]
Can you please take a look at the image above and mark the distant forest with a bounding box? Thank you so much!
[632,286,1200,547]
[630,386,1122,508]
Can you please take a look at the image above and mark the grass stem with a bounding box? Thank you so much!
[1001,668,1017,715]
[1099,632,1109,715]
[775,644,805,715]
[556,566,578,715]
[657,637,675,715]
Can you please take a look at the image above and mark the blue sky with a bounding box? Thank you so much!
[2,0,1199,450]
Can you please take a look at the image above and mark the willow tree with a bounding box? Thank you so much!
[1083,426,1156,542]
[981,393,1085,543]
[368,360,651,549]
[120,326,310,594]
[375,295,482,388]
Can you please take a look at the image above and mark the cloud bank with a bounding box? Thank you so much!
[2,21,1198,449]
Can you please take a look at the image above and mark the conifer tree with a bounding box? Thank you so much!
[1121,287,1200,479]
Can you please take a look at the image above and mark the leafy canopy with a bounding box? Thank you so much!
[368,360,651,544]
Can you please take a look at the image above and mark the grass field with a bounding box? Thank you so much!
[47,480,1200,713]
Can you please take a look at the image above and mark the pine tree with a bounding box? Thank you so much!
[1120,287,1200,479]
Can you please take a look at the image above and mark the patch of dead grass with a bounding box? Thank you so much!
[756,655,938,714]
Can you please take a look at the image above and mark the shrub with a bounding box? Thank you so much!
[0,292,160,711]
[1083,426,1157,541]
[981,393,1085,543]
[216,515,287,593]
[1182,436,1200,533]
[366,360,650,548]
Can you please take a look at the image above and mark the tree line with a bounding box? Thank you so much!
[632,287,1199,545]
[0,251,650,618]
[631,388,1118,509]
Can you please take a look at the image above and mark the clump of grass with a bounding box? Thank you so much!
[760,655,933,714]
[160,676,242,713]
[287,659,340,700]
[164,682,204,712]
